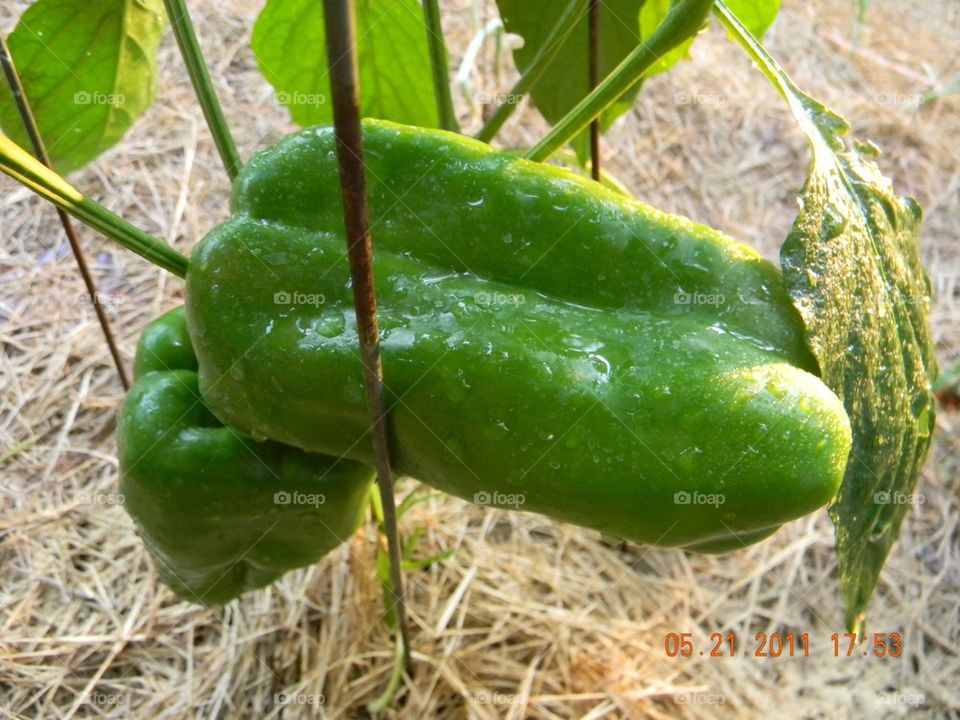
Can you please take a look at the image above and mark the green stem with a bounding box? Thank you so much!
[367,632,407,715]
[710,2,819,139]
[369,482,385,524]
[475,0,583,144]
[370,481,414,677]
[163,0,242,180]
[525,0,714,162]
[0,135,189,278]
[421,0,459,132]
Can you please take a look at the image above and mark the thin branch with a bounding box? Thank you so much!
[475,0,582,143]
[0,34,130,389]
[421,0,459,132]
[321,0,412,677]
[588,0,601,181]
[163,0,242,180]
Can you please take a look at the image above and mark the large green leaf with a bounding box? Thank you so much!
[0,0,166,174]
[716,3,937,632]
[252,0,438,128]
[788,140,936,634]
[495,0,646,163]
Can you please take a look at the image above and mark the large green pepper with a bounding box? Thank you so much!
[186,120,851,551]
[118,307,374,604]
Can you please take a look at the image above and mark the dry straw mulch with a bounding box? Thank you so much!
[1,1,958,717]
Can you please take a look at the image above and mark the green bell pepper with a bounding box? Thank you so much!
[186,120,851,551]
[118,307,374,604]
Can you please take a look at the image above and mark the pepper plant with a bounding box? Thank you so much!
[0,0,937,705]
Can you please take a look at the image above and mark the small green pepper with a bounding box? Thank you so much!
[118,307,374,604]
[186,120,852,551]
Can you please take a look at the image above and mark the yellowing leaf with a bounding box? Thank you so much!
[0,0,166,173]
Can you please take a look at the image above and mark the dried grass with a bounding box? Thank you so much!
[1,0,958,717]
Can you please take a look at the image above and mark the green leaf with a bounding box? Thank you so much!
[641,0,779,77]
[252,0,438,128]
[0,0,166,174]
[715,2,937,633]
[496,0,646,163]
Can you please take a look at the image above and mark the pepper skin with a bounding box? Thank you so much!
[186,120,852,552]
[118,307,374,604]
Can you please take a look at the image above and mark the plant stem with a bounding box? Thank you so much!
[0,135,189,278]
[525,0,714,162]
[475,0,583,143]
[588,0,601,181]
[163,0,242,180]
[321,0,412,677]
[0,34,130,389]
[421,0,459,132]
[367,631,407,715]
[710,2,823,144]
